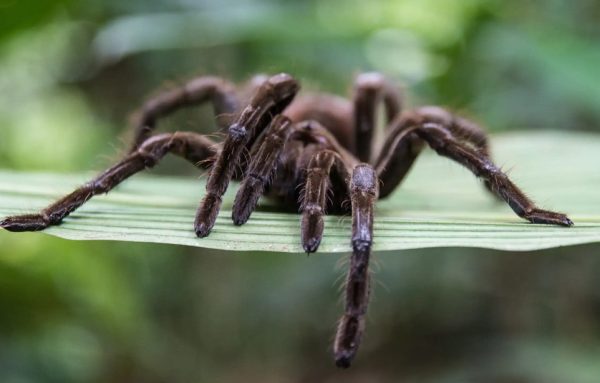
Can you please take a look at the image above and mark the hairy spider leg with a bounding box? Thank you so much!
[130,76,239,151]
[375,116,573,226]
[334,163,379,368]
[413,107,489,150]
[300,149,349,253]
[289,120,356,253]
[416,123,573,226]
[1,133,217,232]
[352,72,403,162]
[194,73,300,237]
[374,112,425,198]
[414,106,502,198]
[375,107,509,199]
[230,114,376,367]
[231,115,293,225]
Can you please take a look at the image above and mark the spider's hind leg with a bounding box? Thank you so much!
[352,72,403,162]
[130,76,239,151]
[375,107,500,199]
[375,110,573,226]
[1,132,217,232]
[417,106,500,199]
[415,122,573,226]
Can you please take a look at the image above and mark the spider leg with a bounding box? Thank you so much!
[130,76,238,151]
[416,106,501,198]
[292,120,359,167]
[195,73,300,237]
[353,72,403,162]
[1,132,217,232]
[451,114,501,198]
[231,115,293,225]
[415,122,572,226]
[300,149,349,253]
[375,107,500,198]
[374,113,424,198]
[376,115,573,226]
[286,120,354,253]
[415,107,489,151]
[334,163,379,368]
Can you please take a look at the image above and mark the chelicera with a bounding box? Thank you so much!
[1,72,573,367]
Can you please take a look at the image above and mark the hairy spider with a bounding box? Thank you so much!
[1,72,573,367]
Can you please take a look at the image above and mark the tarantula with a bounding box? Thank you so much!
[1,72,573,367]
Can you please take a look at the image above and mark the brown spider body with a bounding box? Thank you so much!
[1,72,573,368]
[251,94,352,211]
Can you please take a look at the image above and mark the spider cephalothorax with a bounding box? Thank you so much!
[1,72,573,367]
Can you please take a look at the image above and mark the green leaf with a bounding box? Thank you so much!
[1,132,598,253]
[0,0,74,43]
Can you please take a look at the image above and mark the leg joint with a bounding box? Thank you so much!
[351,164,378,196]
[352,238,372,254]
[303,203,323,216]
[228,123,247,142]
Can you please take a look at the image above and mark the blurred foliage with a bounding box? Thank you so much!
[1,0,600,382]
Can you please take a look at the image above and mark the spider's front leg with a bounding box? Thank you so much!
[194,73,299,237]
[334,163,379,368]
[288,121,376,366]
[231,115,293,225]
[1,133,218,232]
[297,142,378,367]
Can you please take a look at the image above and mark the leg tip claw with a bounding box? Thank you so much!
[194,222,212,238]
[302,237,321,254]
[1,214,49,232]
[301,212,324,254]
[527,210,574,227]
[195,194,222,238]
[334,353,353,369]
[231,210,250,226]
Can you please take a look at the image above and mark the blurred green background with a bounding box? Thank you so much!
[1,0,600,382]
